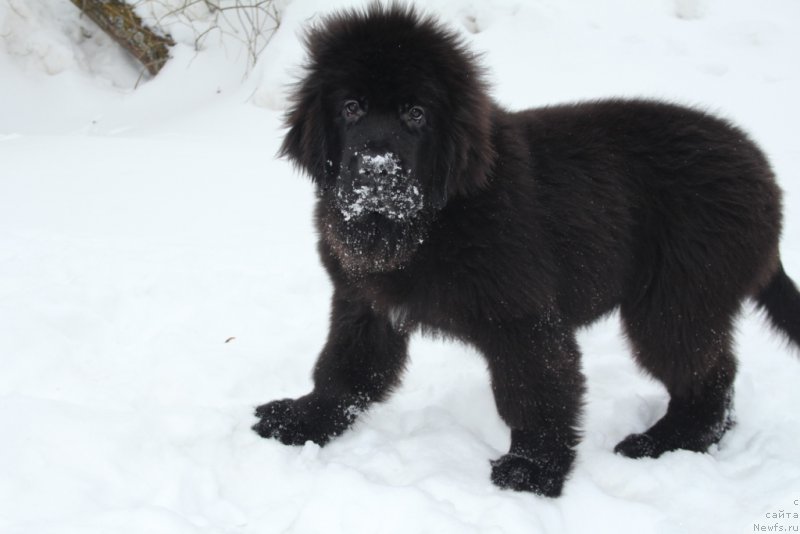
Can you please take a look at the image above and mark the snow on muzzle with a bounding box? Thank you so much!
[335,152,425,222]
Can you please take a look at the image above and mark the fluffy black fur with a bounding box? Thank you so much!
[253,4,800,497]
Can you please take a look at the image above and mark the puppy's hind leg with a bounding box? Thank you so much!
[253,290,409,446]
[616,297,737,458]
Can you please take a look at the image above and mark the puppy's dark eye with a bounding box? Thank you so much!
[408,106,425,123]
[343,100,362,118]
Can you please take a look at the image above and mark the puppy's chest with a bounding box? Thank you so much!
[357,270,487,335]
[386,304,412,330]
[378,297,463,334]
[358,275,430,327]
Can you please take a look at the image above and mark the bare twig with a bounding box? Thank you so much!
[134,0,280,72]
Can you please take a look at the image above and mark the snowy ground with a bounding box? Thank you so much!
[2,0,800,532]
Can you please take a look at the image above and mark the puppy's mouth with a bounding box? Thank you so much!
[335,152,424,222]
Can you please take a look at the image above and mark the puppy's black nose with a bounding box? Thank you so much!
[356,152,402,180]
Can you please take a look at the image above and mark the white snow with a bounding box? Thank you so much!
[1,0,800,533]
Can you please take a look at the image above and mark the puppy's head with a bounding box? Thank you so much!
[280,4,495,272]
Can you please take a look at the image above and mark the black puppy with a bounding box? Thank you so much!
[253,5,800,497]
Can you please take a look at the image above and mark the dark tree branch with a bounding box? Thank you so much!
[69,0,175,76]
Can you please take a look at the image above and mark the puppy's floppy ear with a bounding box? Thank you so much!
[279,103,310,169]
[446,68,495,200]
[279,87,332,184]
[431,176,449,211]
[429,81,495,209]
[422,25,495,206]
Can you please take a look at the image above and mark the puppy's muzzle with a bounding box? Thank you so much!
[336,152,425,222]
[357,152,402,179]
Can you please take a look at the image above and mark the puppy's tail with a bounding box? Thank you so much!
[756,262,800,349]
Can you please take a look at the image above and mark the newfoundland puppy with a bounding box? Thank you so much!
[253,4,800,496]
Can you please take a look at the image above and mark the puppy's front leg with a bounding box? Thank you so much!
[475,321,585,497]
[253,291,409,446]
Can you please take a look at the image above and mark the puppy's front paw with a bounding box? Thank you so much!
[252,398,310,445]
[252,394,363,446]
[614,432,661,459]
[490,453,566,497]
